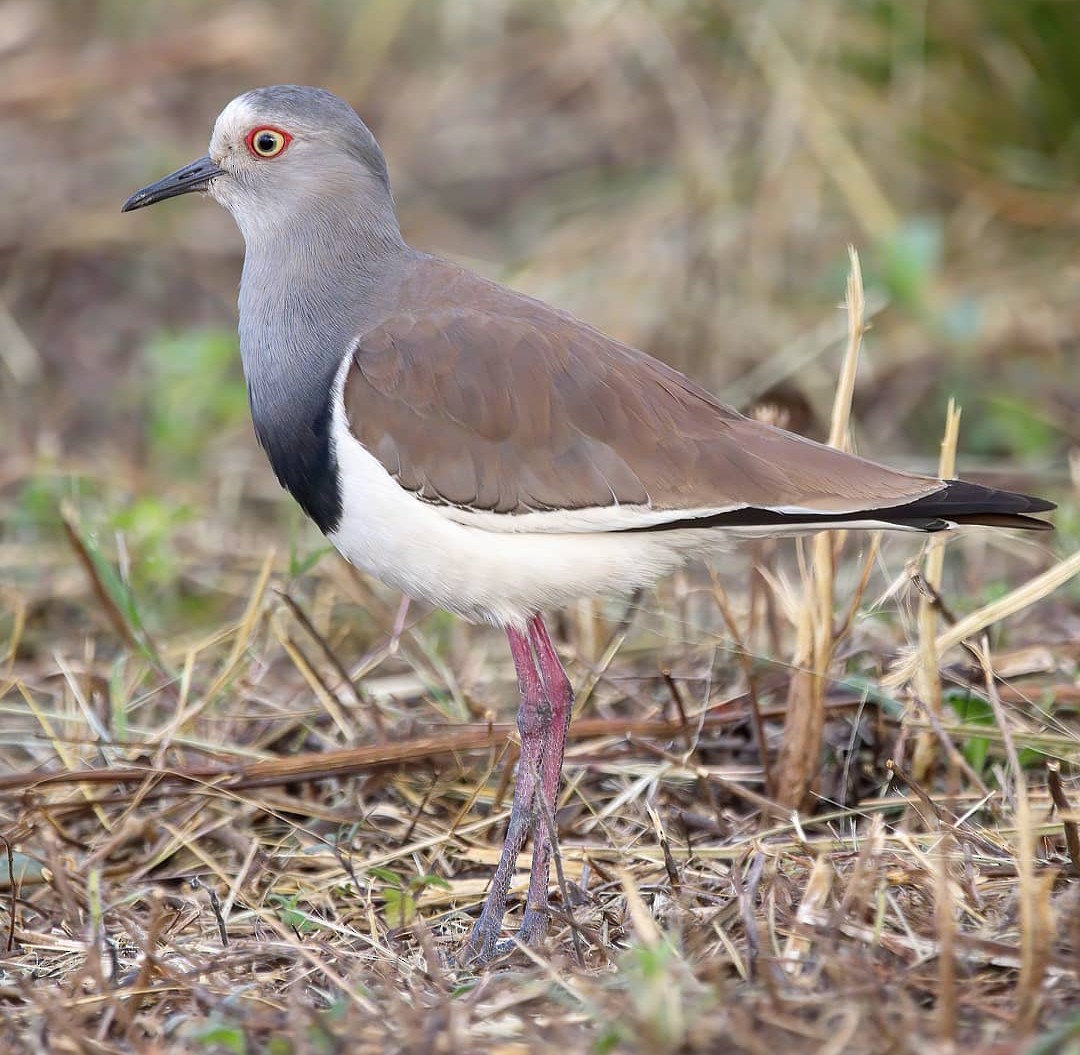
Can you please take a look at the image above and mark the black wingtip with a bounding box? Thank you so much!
[619,478,1056,535]
[900,479,1057,526]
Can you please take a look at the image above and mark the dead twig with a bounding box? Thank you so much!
[1046,762,1080,876]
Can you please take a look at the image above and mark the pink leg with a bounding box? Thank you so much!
[516,615,574,945]
[463,624,547,963]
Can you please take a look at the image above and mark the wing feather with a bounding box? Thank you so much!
[342,260,943,525]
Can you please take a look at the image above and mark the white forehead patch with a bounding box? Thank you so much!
[209,94,260,154]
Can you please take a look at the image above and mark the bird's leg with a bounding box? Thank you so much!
[516,614,574,947]
[462,623,547,964]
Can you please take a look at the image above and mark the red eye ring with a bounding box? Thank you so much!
[245,127,292,158]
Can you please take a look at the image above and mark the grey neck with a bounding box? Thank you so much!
[236,189,408,532]
[237,180,405,384]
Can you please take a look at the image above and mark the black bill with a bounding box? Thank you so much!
[121,155,224,212]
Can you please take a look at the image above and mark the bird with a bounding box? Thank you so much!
[122,85,1054,964]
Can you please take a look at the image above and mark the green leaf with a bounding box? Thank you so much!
[382,887,416,927]
[366,866,401,885]
[290,543,333,579]
[593,1027,625,1055]
[191,1023,246,1055]
[963,736,990,774]
[268,893,321,935]
[408,873,451,892]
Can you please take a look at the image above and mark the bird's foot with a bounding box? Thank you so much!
[460,914,504,966]
[459,904,551,967]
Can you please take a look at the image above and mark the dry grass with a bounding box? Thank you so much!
[1,2,1079,1052]
[1,549,1078,1054]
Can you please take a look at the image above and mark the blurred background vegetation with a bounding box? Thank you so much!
[1,0,1077,634]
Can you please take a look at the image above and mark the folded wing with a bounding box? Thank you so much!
[342,263,1053,534]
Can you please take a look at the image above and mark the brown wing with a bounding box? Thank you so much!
[341,279,944,524]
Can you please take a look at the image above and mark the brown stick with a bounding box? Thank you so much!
[0,699,772,795]
[1046,761,1080,876]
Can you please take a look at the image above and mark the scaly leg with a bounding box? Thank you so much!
[462,623,548,964]
[516,614,574,946]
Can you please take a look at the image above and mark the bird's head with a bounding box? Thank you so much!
[123,85,398,246]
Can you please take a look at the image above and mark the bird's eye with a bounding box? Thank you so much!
[245,127,291,158]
